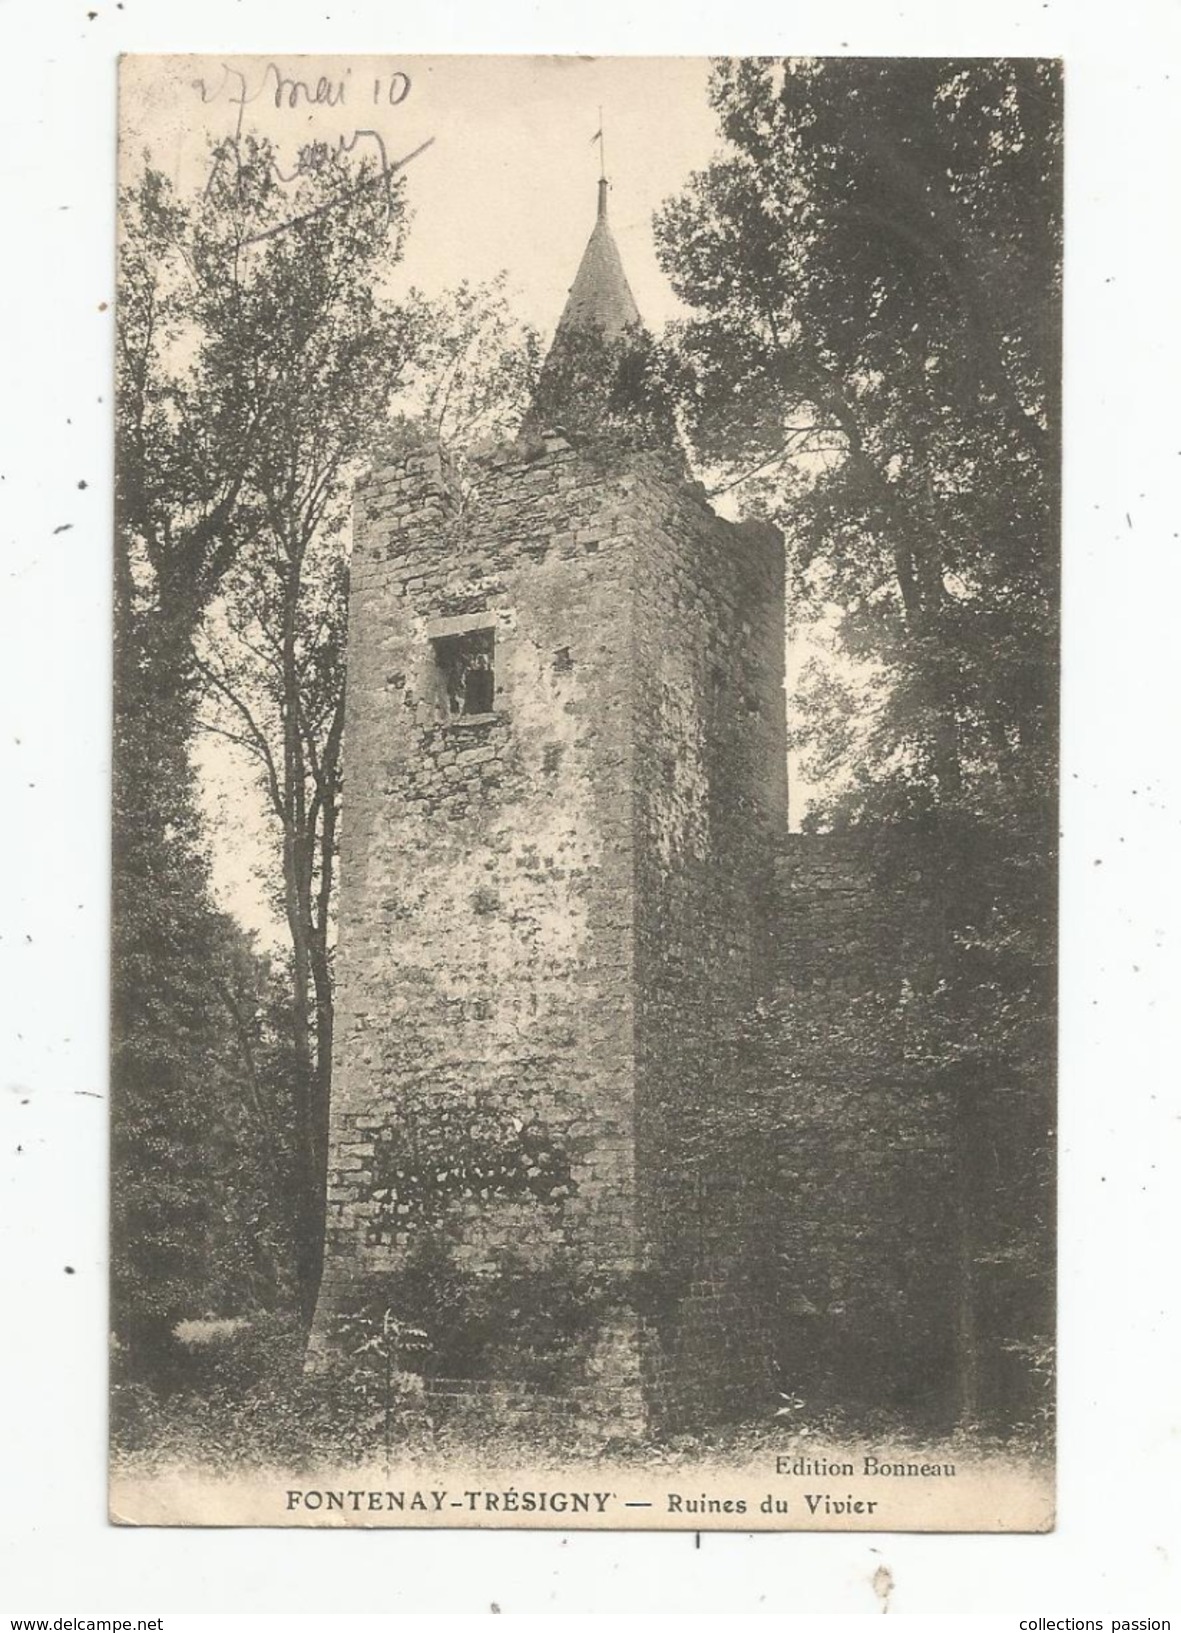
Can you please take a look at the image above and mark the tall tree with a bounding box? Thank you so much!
[114,135,416,1358]
[655,58,1061,1423]
[392,274,542,455]
[192,272,538,1322]
[113,163,268,1378]
[656,57,1059,827]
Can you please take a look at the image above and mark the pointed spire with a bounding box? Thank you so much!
[551,175,643,346]
[524,163,673,450]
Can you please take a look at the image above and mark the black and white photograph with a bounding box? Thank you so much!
[106,53,1061,1530]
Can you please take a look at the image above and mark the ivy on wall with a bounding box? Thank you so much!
[363,1096,575,1234]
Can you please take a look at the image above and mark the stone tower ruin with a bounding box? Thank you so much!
[310,179,789,1428]
[308,173,1042,1436]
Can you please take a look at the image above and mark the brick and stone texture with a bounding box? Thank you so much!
[309,432,787,1431]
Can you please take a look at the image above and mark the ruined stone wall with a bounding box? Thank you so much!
[312,437,652,1418]
[773,832,942,996]
[765,834,958,1415]
[319,421,1036,1434]
[628,477,788,1426]
[312,434,795,1429]
[764,833,1053,1425]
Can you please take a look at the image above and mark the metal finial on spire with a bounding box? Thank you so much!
[591,109,608,216]
[540,120,641,350]
[525,130,646,431]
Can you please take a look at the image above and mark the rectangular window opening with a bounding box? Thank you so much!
[432,627,495,718]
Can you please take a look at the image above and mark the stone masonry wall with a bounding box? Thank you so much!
[312,425,1043,1432]
[629,478,788,1427]
[315,433,788,1428]
[312,433,794,1431]
[311,436,648,1421]
[764,834,958,1415]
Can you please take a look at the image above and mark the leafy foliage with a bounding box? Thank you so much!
[656,56,1060,827]
[364,1101,575,1231]
[339,1237,611,1387]
[203,934,307,1314]
[527,321,684,455]
[110,1311,432,1472]
[114,160,270,1376]
[114,132,417,1355]
[111,1307,1052,1471]
[655,58,1061,1425]
[383,274,542,455]
[109,676,222,1375]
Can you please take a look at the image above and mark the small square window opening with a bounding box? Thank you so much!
[433,628,495,717]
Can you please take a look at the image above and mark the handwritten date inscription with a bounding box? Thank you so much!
[192,63,432,246]
[195,62,413,113]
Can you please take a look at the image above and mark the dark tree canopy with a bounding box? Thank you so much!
[655,58,1061,1423]
[526,320,682,456]
[113,136,417,1365]
[114,136,547,1370]
[656,57,1061,829]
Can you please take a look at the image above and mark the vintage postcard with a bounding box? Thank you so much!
[110,53,1059,1530]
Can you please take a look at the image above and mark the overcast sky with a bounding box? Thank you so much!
[120,54,723,339]
[120,56,809,942]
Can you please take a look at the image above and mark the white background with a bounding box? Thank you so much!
[1,0,1178,1618]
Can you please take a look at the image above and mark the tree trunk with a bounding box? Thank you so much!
[280,548,326,1329]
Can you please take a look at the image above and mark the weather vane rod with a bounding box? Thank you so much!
[591,107,607,188]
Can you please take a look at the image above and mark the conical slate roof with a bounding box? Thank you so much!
[552,178,643,343]
[524,174,671,448]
